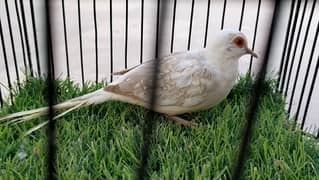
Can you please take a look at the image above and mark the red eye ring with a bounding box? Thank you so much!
[232,36,245,48]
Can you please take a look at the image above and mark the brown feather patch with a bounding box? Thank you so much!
[104,84,141,101]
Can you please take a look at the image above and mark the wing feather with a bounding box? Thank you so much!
[105,51,215,107]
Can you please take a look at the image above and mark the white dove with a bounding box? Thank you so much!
[0,30,257,134]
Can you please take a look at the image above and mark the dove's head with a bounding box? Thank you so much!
[211,29,258,60]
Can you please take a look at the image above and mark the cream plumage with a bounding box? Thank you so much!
[0,29,257,134]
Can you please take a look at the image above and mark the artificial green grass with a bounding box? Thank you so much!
[0,75,318,179]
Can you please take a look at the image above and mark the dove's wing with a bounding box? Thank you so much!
[105,51,216,108]
[112,52,183,75]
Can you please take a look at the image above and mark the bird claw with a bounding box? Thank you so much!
[165,115,198,127]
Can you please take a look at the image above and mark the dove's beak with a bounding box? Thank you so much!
[246,48,258,58]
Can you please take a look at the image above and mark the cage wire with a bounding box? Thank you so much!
[1,0,271,103]
[30,0,41,76]
[248,0,261,74]
[20,0,34,77]
[297,22,319,129]
[136,0,170,178]
[283,0,308,100]
[0,87,3,107]
[279,0,301,96]
[276,0,319,135]
[0,18,13,103]
[44,0,57,179]
[44,0,278,178]
[304,55,319,138]
[287,0,317,116]
[277,0,295,90]
[231,0,281,178]
[109,0,114,82]
[4,0,20,89]
[61,0,70,79]
[14,0,28,79]
[1,0,319,178]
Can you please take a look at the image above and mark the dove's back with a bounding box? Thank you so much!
[106,50,239,115]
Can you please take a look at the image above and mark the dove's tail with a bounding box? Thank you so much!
[0,88,119,135]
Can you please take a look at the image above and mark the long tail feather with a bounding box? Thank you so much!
[0,87,145,135]
[0,107,47,123]
[23,101,87,136]
[0,88,112,125]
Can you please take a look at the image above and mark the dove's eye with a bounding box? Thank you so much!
[232,36,245,48]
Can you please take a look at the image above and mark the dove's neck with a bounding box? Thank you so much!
[201,48,239,73]
[200,48,239,87]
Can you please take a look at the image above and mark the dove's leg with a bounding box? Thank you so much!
[165,115,197,127]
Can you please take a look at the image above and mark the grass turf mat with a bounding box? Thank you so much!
[0,75,318,179]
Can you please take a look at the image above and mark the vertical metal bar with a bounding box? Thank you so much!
[170,0,177,53]
[4,0,20,88]
[276,0,296,89]
[20,0,34,77]
[124,0,128,69]
[61,0,70,79]
[50,44,55,77]
[137,0,169,178]
[93,0,98,83]
[203,0,211,48]
[14,0,27,72]
[238,0,245,31]
[30,0,41,76]
[287,0,315,114]
[187,0,195,50]
[231,0,281,178]
[109,0,114,81]
[248,0,261,74]
[220,0,227,30]
[155,0,160,58]
[140,0,144,64]
[301,55,319,130]
[279,0,301,92]
[44,0,57,178]
[0,19,13,103]
[295,21,319,126]
[77,0,84,86]
[0,88,3,107]
[284,0,308,98]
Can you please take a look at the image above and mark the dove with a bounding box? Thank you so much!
[0,29,257,134]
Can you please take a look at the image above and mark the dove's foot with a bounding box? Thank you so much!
[165,115,197,127]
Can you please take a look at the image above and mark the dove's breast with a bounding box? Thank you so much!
[190,58,239,111]
[153,57,239,115]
